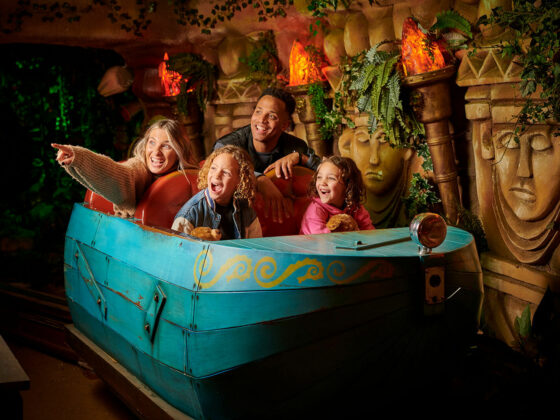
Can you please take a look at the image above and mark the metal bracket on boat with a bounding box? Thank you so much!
[75,243,107,320]
[144,283,167,342]
[419,253,445,306]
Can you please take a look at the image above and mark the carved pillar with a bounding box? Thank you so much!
[404,65,461,224]
[458,47,560,346]
[288,84,329,158]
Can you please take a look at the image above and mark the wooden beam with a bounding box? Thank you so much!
[65,324,192,420]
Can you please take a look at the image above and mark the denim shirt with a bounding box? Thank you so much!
[172,189,259,240]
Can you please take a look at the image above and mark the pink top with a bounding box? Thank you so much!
[300,197,375,234]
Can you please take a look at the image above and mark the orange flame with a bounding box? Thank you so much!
[158,52,183,96]
[288,41,324,86]
[401,18,447,77]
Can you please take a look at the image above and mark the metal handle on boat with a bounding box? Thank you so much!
[144,283,167,342]
[75,243,107,320]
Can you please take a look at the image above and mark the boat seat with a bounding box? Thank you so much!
[83,169,199,228]
[254,166,313,237]
[134,170,199,229]
[84,189,116,215]
[83,166,312,236]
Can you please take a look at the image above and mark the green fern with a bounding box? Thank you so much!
[431,10,473,38]
[350,42,424,147]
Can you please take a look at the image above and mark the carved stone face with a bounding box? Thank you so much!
[493,125,560,221]
[339,126,412,195]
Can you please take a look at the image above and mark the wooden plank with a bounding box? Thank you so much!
[0,335,29,391]
[0,284,76,361]
[65,324,192,420]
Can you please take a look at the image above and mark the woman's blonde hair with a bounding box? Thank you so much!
[132,119,196,172]
[198,145,256,205]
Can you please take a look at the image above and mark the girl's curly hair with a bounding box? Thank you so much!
[198,145,256,205]
[308,156,366,209]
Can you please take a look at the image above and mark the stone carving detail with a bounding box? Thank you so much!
[338,121,420,228]
[490,118,560,265]
[461,65,559,344]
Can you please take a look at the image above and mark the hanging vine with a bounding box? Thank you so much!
[476,0,560,138]
[1,0,294,36]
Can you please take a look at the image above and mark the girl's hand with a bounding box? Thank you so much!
[51,143,75,166]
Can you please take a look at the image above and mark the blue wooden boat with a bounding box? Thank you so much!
[63,170,483,419]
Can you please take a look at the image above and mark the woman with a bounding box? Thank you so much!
[52,118,196,218]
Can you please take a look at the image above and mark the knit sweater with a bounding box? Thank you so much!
[299,197,375,234]
[62,146,153,218]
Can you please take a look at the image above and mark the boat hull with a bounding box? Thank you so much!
[64,204,483,418]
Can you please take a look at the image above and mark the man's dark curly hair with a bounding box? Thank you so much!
[309,156,366,209]
[258,87,296,116]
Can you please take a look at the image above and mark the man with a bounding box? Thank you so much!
[213,87,320,223]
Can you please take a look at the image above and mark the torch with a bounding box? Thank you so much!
[401,18,461,224]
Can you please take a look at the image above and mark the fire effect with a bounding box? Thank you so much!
[401,18,449,77]
[288,41,324,86]
[158,53,183,96]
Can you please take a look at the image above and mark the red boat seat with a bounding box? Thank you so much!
[83,166,313,236]
[83,170,199,228]
[84,189,116,215]
[254,166,313,237]
[134,170,199,229]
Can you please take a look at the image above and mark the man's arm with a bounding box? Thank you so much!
[264,135,321,179]
[256,175,293,223]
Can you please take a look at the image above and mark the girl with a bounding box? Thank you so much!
[52,118,196,218]
[172,145,262,239]
[300,156,375,234]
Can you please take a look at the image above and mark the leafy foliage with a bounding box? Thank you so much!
[402,172,440,219]
[456,204,488,253]
[239,30,282,89]
[167,53,218,116]
[0,0,157,36]
[477,0,560,137]
[306,0,374,36]
[0,44,140,284]
[174,0,292,34]
[307,83,354,141]
[0,1,293,36]
[349,43,425,147]
[431,10,473,39]
[516,304,532,340]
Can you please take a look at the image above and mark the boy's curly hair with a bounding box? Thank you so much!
[198,145,256,205]
[308,156,366,209]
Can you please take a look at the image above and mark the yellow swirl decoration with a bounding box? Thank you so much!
[194,251,253,290]
[193,250,212,283]
[226,255,252,283]
[327,260,395,285]
[255,257,323,288]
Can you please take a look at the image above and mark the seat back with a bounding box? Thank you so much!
[83,166,312,236]
[134,170,199,229]
[84,189,115,214]
[254,166,313,237]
